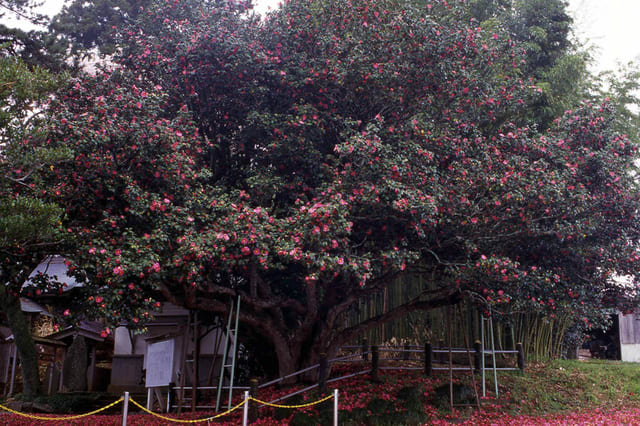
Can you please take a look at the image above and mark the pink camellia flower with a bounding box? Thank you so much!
[113,266,124,275]
[241,246,251,256]
[89,247,96,254]
[63,309,70,316]
[151,262,161,272]
[95,296,103,303]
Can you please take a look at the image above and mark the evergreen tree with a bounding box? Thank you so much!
[0,54,68,397]
[0,1,69,397]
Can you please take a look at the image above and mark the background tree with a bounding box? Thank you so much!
[0,0,68,72]
[49,0,150,58]
[0,54,68,397]
[49,0,640,377]
[466,0,590,130]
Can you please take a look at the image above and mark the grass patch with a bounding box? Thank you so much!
[497,359,640,416]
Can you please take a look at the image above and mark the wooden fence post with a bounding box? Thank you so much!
[319,353,328,394]
[424,342,432,377]
[474,340,482,372]
[516,342,525,374]
[362,337,369,361]
[249,378,258,422]
[371,345,379,382]
[403,344,410,361]
[439,338,445,363]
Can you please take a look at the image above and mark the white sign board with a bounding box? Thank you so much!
[145,339,175,387]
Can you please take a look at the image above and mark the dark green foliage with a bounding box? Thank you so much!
[35,393,102,414]
[274,394,304,420]
[0,5,70,397]
[509,0,573,75]
[396,385,427,424]
[595,64,640,142]
[431,383,475,410]
[50,0,150,57]
[289,406,333,426]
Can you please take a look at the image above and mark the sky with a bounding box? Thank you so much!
[567,0,640,73]
[3,0,639,74]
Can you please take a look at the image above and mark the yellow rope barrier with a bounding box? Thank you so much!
[128,397,246,423]
[250,393,334,409]
[0,392,336,423]
[0,397,123,421]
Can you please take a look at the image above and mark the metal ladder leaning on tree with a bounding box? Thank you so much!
[215,296,241,412]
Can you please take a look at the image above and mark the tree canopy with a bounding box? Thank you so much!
[40,0,640,376]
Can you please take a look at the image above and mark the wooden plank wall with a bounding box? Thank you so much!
[618,312,640,344]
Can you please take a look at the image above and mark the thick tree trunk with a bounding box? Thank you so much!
[275,345,297,380]
[193,275,461,383]
[0,286,41,398]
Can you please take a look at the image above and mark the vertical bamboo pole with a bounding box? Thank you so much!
[382,287,388,343]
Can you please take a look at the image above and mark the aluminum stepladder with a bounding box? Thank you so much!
[480,308,499,397]
[215,296,241,412]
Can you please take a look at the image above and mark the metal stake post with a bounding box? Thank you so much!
[122,391,130,426]
[242,391,249,426]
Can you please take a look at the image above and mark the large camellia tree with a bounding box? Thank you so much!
[48,0,640,376]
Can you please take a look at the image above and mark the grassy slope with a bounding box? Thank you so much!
[497,359,640,415]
